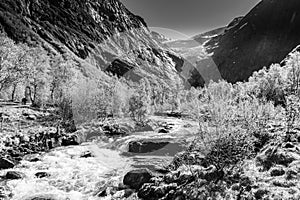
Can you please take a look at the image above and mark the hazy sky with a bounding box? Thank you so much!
[121,0,261,38]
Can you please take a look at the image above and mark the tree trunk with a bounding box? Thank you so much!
[33,85,37,104]
[11,83,17,102]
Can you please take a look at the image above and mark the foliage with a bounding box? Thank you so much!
[128,79,151,125]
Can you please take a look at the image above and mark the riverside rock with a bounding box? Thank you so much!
[123,169,153,190]
[128,141,170,153]
[5,171,25,180]
[0,158,15,169]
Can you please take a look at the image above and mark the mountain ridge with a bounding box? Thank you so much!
[0,0,186,86]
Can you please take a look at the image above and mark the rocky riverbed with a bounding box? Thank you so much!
[0,103,201,200]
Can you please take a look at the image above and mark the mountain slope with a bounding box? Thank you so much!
[206,0,300,83]
[0,0,183,85]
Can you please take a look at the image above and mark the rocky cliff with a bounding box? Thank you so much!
[0,0,183,84]
[206,0,300,83]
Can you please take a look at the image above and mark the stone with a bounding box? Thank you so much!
[123,169,153,190]
[123,189,134,198]
[286,169,298,180]
[61,135,80,146]
[284,143,295,149]
[80,151,94,158]
[25,195,57,200]
[231,183,240,191]
[128,141,169,153]
[158,129,169,133]
[24,154,41,162]
[270,167,285,177]
[27,114,37,121]
[273,180,295,188]
[254,189,269,199]
[0,158,15,169]
[102,124,128,136]
[5,171,24,180]
[35,172,50,179]
[166,112,182,118]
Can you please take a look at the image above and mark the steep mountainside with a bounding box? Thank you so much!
[206,0,300,83]
[0,0,184,84]
[161,17,245,87]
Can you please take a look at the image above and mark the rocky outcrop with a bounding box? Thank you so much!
[206,0,300,83]
[106,59,136,77]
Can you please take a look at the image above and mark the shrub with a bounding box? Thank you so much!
[202,130,255,170]
[128,93,148,126]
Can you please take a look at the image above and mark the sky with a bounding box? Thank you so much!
[121,0,261,39]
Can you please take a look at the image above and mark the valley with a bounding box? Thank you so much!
[0,0,300,199]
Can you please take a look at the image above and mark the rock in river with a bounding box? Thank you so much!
[5,171,25,180]
[123,169,153,190]
[128,141,170,153]
[0,158,15,169]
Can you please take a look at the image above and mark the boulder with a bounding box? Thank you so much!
[128,141,169,153]
[158,129,169,133]
[166,112,182,118]
[35,172,50,178]
[102,124,128,136]
[286,169,298,180]
[0,158,15,169]
[231,183,240,191]
[80,151,94,158]
[24,154,41,162]
[123,169,153,190]
[5,171,24,180]
[26,114,37,121]
[270,167,285,177]
[61,135,80,146]
[254,189,269,200]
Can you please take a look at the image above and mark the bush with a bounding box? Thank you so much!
[128,94,148,126]
[202,130,255,170]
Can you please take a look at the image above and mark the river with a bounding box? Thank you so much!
[1,116,198,200]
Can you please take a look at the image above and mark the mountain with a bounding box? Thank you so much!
[206,0,300,83]
[0,0,183,85]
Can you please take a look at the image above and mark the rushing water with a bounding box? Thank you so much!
[1,117,198,200]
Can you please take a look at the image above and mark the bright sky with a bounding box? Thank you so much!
[121,0,261,39]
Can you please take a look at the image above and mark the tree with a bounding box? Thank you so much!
[49,55,76,104]
[0,34,31,101]
[25,48,50,106]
